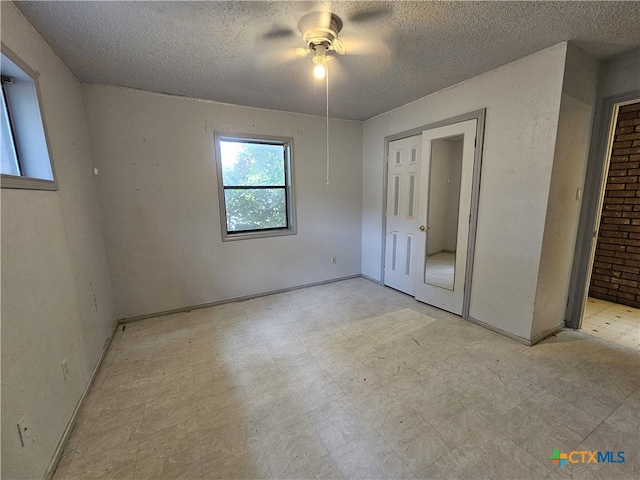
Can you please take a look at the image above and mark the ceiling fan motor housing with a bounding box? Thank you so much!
[298,11,343,52]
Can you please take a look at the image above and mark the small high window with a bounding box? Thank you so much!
[214,133,296,240]
[1,45,56,190]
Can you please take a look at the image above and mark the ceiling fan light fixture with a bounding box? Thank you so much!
[311,44,328,79]
[313,62,326,79]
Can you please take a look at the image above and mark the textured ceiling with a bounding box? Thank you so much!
[14,1,640,120]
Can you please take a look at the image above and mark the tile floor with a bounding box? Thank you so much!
[582,297,640,351]
[53,278,640,480]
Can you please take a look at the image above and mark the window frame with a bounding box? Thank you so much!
[1,79,22,176]
[214,131,296,241]
[1,43,57,191]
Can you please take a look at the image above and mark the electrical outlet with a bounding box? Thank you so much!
[331,256,337,264]
[17,413,30,447]
[61,358,69,381]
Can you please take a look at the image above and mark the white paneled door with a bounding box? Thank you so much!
[384,135,422,295]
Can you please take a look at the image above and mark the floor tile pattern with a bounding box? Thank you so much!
[53,278,640,479]
[582,297,640,351]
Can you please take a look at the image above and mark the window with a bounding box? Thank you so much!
[1,79,20,176]
[214,132,296,240]
[1,44,56,190]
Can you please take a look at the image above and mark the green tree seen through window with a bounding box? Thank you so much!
[220,140,288,232]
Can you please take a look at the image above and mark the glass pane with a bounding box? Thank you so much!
[220,141,285,186]
[1,87,20,176]
[425,137,463,290]
[224,188,287,232]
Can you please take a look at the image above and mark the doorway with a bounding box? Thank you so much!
[382,111,485,319]
[581,297,639,349]
[566,92,640,351]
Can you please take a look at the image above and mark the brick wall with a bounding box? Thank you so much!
[589,102,640,308]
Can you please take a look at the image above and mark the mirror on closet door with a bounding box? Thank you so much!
[425,136,463,290]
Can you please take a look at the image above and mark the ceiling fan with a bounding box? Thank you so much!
[260,8,392,184]
[295,11,345,80]
[260,7,392,80]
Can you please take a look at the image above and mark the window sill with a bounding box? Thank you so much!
[1,174,58,191]
[222,228,297,242]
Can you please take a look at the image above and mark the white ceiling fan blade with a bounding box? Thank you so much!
[326,56,349,85]
[255,48,303,72]
[337,35,391,57]
[332,38,346,55]
[262,26,296,41]
[349,6,392,24]
[295,47,311,58]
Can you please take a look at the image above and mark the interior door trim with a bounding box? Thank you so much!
[381,109,486,319]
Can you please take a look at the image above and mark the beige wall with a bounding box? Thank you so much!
[0,5,616,476]
[531,44,599,341]
[81,85,363,319]
[426,139,462,255]
[1,3,115,479]
[598,49,640,99]
[362,43,568,341]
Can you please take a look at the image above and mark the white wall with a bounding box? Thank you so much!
[445,140,463,251]
[363,43,568,340]
[82,85,363,319]
[427,140,451,255]
[426,139,462,255]
[531,45,599,340]
[1,3,115,479]
[598,49,640,99]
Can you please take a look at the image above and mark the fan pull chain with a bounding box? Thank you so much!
[326,62,330,186]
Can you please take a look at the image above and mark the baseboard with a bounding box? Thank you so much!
[43,318,119,480]
[360,273,383,285]
[530,323,565,346]
[119,274,363,324]
[467,316,533,346]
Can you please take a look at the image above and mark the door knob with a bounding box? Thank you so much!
[419,225,426,231]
